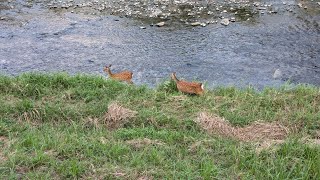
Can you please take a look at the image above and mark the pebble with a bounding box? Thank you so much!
[273,69,282,79]
[220,18,230,26]
[258,7,267,10]
[156,21,165,27]
[200,23,207,27]
[230,17,236,22]
[297,3,302,8]
[140,26,146,29]
[190,22,201,26]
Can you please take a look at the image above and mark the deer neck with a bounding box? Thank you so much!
[171,73,179,82]
[107,69,113,77]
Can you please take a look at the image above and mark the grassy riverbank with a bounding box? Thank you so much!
[0,73,319,179]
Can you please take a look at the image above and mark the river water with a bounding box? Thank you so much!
[0,0,319,89]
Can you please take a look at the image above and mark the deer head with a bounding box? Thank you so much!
[103,64,112,73]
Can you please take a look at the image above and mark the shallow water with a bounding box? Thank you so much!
[0,0,319,89]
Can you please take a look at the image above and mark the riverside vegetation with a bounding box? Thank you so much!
[0,73,319,179]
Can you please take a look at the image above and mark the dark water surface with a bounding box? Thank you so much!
[0,0,319,89]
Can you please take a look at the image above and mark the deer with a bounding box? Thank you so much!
[103,65,133,84]
[171,72,204,95]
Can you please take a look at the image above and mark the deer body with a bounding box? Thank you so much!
[171,72,204,95]
[104,65,133,84]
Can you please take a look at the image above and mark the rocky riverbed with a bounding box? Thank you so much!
[0,0,320,89]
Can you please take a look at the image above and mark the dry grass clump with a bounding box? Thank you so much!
[104,102,137,129]
[18,109,42,124]
[195,112,289,142]
[194,113,237,138]
[237,122,289,141]
[126,138,165,149]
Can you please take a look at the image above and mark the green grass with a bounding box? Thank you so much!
[0,73,319,179]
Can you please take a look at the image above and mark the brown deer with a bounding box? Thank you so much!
[103,65,133,84]
[171,72,204,95]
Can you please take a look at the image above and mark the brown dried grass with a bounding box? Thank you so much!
[308,139,320,146]
[299,136,320,147]
[195,112,289,142]
[104,102,137,129]
[0,136,9,163]
[18,108,42,125]
[237,122,289,141]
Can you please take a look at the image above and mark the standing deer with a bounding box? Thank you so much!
[103,65,133,84]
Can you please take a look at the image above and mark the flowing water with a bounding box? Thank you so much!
[0,0,319,89]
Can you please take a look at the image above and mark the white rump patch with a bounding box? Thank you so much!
[201,84,204,90]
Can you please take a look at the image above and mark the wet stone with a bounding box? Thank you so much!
[220,18,230,26]
[190,22,201,26]
[273,69,282,79]
[156,22,165,27]
[258,7,267,10]
[200,23,206,27]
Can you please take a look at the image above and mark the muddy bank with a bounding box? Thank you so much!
[0,0,320,88]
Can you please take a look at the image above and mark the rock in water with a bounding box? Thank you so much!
[273,69,282,79]
[200,23,207,27]
[156,22,165,27]
[190,22,201,26]
[220,18,230,26]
